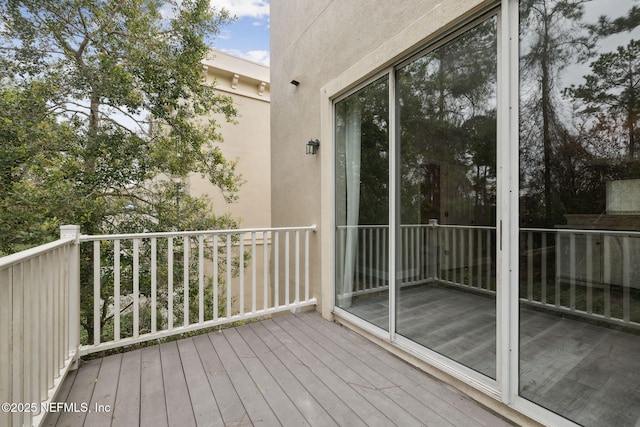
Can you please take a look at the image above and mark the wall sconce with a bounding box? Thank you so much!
[306,139,320,155]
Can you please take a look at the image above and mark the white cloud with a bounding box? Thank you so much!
[243,50,270,66]
[221,48,270,66]
[210,0,269,19]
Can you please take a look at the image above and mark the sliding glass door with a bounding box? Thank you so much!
[396,16,498,379]
[518,1,640,425]
[334,1,640,424]
[335,15,498,378]
[335,76,390,330]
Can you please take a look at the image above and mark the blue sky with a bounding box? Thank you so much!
[210,0,270,66]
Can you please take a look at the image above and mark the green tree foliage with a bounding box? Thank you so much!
[569,36,640,161]
[0,0,244,341]
[0,0,241,250]
[519,0,593,226]
[398,17,497,226]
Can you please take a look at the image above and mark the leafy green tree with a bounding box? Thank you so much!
[569,34,640,160]
[398,17,497,226]
[0,0,243,340]
[519,0,592,225]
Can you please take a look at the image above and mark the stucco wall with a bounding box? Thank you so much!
[189,50,271,228]
[270,0,494,315]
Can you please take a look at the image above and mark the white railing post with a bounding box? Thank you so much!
[429,219,439,281]
[60,225,81,369]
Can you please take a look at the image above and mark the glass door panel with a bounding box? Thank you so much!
[335,76,390,330]
[518,1,640,425]
[396,16,498,378]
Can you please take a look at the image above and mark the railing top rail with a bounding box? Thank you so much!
[336,224,496,230]
[435,224,496,230]
[79,224,317,242]
[0,237,75,269]
[336,224,389,229]
[520,227,640,237]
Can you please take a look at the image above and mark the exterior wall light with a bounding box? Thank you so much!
[306,139,320,155]
[290,80,300,86]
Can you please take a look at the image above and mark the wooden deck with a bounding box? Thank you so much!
[347,284,640,427]
[44,311,513,427]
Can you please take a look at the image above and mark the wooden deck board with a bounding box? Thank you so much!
[248,321,366,427]
[297,311,512,427]
[159,341,196,427]
[285,313,456,426]
[234,323,339,426]
[177,338,223,427]
[208,329,281,426]
[140,345,168,427]
[41,368,77,427]
[84,353,121,427]
[346,284,640,427]
[273,315,427,427]
[54,358,100,427]
[45,312,515,427]
[191,333,249,426]
[260,318,396,427]
[112,349,142,427]
[222,327,310,426]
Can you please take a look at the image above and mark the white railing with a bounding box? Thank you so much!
[0,224,317,426]
[340,223,639,328]
[338,223,496,297]
[0,226,80,427]
[79,225,317,355]
[520,227,640,328]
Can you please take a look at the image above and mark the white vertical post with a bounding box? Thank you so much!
[305,230,310,302]
[114,240,121,341]
[274,232,279,308]
[585,234,593,315]
[569,233,576,310]
[151,238,157,333]
[623,236,630,322]
[168,237,174,330]
[239,233,245,315]
[12,261,24,426]
[476,229,482,289]
[603,235,611,318]
[60,225,80,368]
[199,235,204,324]
[468,228,474,287]
[213,235,219,320]
[295,230,300,304]
[251,233,257,312]
[527,232,533,301]
[555,233,561,307]
[0,267,10,427]
[541,232,547,304]
[183,236,189,327]
[376,228,381,288]
[285,231,290,305]
[369,228,374,287]
[93,240,101,345]
[486,228,491,290]
[226,234,232,317]
[29,257,39,412]
[263,231,269,310]
[133,238,140,337]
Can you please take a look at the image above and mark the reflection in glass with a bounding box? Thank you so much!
[396,17,497,378]
[335,76,390,330]
[519,1,640,425]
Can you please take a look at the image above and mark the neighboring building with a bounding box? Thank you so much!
[188,49,271,228]
[271,1,640,427]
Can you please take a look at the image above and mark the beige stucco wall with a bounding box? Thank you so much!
[270,0,495,317]
[188,49,271,228]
